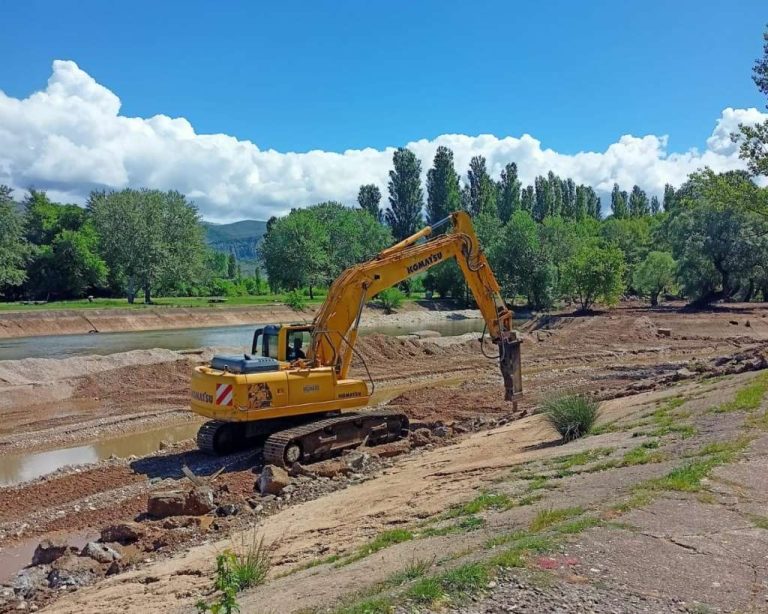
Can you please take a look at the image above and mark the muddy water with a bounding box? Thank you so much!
[0,319,487,361]
[0,530,97,583]
[0,423,199,488]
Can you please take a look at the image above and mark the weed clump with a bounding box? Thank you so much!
[540,394,599,442]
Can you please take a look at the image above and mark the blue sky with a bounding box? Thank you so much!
[2,0,764,154]
[0,1,766,220]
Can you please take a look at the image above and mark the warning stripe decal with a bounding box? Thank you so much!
[215,383,234,406]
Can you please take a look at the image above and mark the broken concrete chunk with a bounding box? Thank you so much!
[31,538,69,566]
[100,521,146,544]
[48,554,103,589]
[657,328,672,337]
[147,487,215,518]
[12,567,50,599]
[259,464,291,495]
[410,428,432,447]
[81,542,121,564]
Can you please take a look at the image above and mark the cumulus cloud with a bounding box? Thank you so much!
[0,60,765,222]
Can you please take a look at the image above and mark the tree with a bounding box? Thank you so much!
[357,184,382,222]
[533,175,550,221]
[663,183,677,212]
[466,156,497,218]
[90,189,205,303]
[633,251,676,306]
[666,170,768,303]
[0,185,28,290]
[563,243,626,310]
[611,183,628,218]
[497,163,521,223]
[227,253,237,279]
[650,195,661,215]
[735,25,768,176]
[385,148,423,241]
[521,185,535,213]
[426,146,461,225]
[628,185,650,217]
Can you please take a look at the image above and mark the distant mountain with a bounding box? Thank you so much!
[203,219,267,262]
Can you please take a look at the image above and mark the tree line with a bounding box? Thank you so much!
[0,187,266,303]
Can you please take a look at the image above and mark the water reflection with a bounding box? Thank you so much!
[0,423,199,487]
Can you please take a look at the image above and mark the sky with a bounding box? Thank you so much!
[0,0,766,222]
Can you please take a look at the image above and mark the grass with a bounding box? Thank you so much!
[540,394,600,441]
[445,492,514,517]
[333,596,394,614]
[553,516,603,534]
[336,529,414,567]
[386,558,433,586]
[647,397,696,439]
[714,373,768,413]
[407,562,489,605]
[620,440,666,466]
[747,514,768,530]
[529,507,584,532]
[552,447,615,471]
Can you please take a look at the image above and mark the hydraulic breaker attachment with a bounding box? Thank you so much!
[499,331,523,403]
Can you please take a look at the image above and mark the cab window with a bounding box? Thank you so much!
[262,330,280,359]
[286,330,310,361]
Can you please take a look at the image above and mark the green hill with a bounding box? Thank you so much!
[203,220,267,263]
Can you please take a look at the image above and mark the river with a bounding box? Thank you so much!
[0,318,488,361]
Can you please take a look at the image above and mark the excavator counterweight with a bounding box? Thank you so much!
[190,211,522,465]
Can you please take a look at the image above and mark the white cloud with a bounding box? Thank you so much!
[0,60,765,222]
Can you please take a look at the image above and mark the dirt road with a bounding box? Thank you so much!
[1,301,768,612]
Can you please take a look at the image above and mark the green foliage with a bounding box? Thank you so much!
[465,156,497,218]
[628,185,650,217]
[196,538,270,614]
[562,243,626,310]
[736,26,768,177]
[374,287,404,313]
[426,146,461,225]
[424,260,465,300]
[498,162,521,223]
[0,185,29,290]
[357,184,383,222]
[284,289,308,310]
[715,373,768,413]
[540,393,599,442]
[529,507,584,532]
[385,147,424,240]
[633,251,676,305]
[666,170,768,303]
[90,189,205,303]
[611,183,628,218]
[445,492,514,517]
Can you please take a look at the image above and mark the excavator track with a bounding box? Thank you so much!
[263,410,409,467]
[197,420,248,455]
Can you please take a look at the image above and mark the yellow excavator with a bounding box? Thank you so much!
[190,210,522,466]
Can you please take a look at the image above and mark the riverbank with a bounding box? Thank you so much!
[0,301,483,340]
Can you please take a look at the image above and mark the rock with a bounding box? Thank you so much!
[100,521,146,544]
[345,451,369,471]
[81,542,121,564]
[729,320,739,326]
[432,425,450,438]
[158,440,172,451]
[673,368,696,381]
[714,356,731,366]
[746,320,752,327]
[183,487,216,515]
[216,504,239,517]
[307,459,350,478]
[410,427,432,447]
[48,555,103,589]
[147,490,186,518]
[12,567,50,599]
[657,328,672,337]
[147,487,215,518]
[259,465,291,495]
[31,538,69,566]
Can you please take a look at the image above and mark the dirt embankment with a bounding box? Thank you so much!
[3,302,768,612]
[0,304,317,339]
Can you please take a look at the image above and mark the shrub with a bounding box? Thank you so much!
[196,534,271,614]
[375,287,405,313]
[540,393,599,442]
[284,289,307,310]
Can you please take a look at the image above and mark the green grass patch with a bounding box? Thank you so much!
[406,576,444,603]
[333,596,394,614]
[445,492,514,518]
[386,558,433,586]
[529,507,584,532]
[340,529,414,566]
[648,399,696,439]
[747,514,768,530]
[540,394,600,441]
[746,410,768,431]
[554,516,603,534]
[714,373,768,414]
[551,447,615,471]
[620,441,666,466]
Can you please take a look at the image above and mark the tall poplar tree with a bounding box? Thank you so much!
[426,146,461,225]
[357,184,382,221]
[385,148,424,241]
[497,162,521,223]
[611,183,628,218]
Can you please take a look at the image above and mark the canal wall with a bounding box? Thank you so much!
[0,304,317,339]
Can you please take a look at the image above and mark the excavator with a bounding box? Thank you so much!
[189,210,522,466]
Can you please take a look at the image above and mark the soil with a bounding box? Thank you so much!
[1,300,768,612]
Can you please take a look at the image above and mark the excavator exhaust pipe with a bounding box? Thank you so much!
[499,332,523,404]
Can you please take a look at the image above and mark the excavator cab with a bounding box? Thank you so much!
[251,324,313,363]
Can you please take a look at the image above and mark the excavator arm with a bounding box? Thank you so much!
[308,211,522,401]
